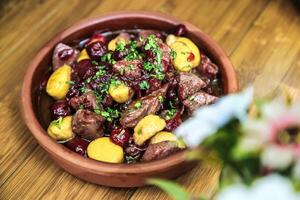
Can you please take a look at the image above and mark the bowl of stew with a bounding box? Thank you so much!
[21,11,238,187]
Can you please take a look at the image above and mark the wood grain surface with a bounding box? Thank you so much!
[0,0,300,199]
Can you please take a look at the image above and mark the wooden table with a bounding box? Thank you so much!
[1,0,300,199]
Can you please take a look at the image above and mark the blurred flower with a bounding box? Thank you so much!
[217,174,300,200]
[175,87,253,148]
[237,98,300,174]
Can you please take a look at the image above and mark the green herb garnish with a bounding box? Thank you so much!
[139,80,149,90]
[50,117,63,129]
[134,101,142,109]
[65,80,74,85]
[165,109,177,120]
[158,95,164,103]
[116,40,126,51]
[100,107,120,122]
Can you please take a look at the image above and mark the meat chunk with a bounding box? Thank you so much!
[69,91,99,111]
[183,91,218,115]
[112,59,142,79]
[52,43,79,70]
[178,72,206,100]
[120,84,169,128]
[197,54,219,78]
[142,141,180,162]
[158,41,172,72]
[72,109,105,140]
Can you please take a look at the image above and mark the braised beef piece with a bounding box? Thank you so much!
[72,109,105,140]
[52,43,79,70]
[160,110,183,131]
[142,141,180,162]
[178,72,206,100]
[158,42,172,72]
[183,91,218,115]
[112,59,142,79]
[197,54,219,78]
[69,91,100,110]
[120,84,169,128]
[137,30,165,46]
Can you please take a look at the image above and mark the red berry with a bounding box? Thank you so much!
[64,137,89,156]
[86,41,107,60]
[187,52,195,62]
[110,128,130,147]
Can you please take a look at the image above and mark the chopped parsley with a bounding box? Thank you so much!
[165,109,177,120]
[101,52,115,64]
[100,107,120,122]
[158,95,164,103]
[125,41,140,61]
[65,80,74,85]
[189,95,196,101]
[110,78,122,87]
[116,40,126,51]
[144,34,164,80]
[171,50,177,59]
[143,62,155,71]
[139,80,149,90]
[134,101,142,109]
[50,117,63,129]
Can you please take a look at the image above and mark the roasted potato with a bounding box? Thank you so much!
[77,49,90,62]
[150,131,186,149]
[87,137,124,163]
[46,64,71,100]
[108,33,130,51]
[166,34,200,72]
[134,115,166,145]
[109,83,132,103]
[47,116,74,141]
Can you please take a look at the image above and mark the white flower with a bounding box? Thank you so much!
[217,174,300,200]
[175,87,253,148]
[292,159,300,180]
[260,145,294,170]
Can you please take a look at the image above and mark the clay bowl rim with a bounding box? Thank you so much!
[21,11,238,175]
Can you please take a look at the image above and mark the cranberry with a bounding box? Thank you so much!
[64,137,89,156]
[165,112,182,131]
[58,48,74,61]
[51,100,71,119]
[113,49,128,61]
[110,128,130,147]
[187,52,195,62]
[88,32,106,45]
[86,41,107,60]
[74,60,94,81]
[174,24,187,36]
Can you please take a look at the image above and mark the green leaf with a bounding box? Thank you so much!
[147,178,189,200]
[139,80,149,90]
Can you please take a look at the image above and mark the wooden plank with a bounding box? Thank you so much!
[230,0,300,99]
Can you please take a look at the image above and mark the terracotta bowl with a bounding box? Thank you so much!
[21,11,238,187]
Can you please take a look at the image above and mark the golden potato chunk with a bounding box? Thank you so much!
[134,115,166,145]
[166,34,200,72]
[47,116,74,141]
[108,34,129,51]
[109,83,132,103]
[77,49,90,62]
[46,64,71,100]
[150,131,186,149]
[87,137,124,163]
